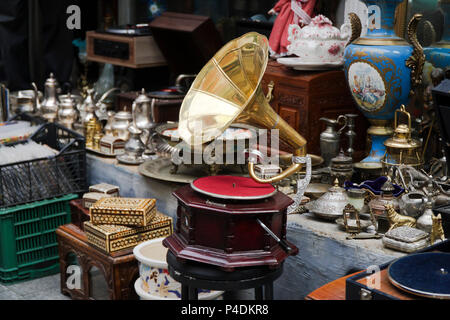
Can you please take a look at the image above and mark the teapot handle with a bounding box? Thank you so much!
[131,100,138,127]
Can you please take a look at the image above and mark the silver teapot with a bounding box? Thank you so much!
[80,89,98,126]
[40,73,60,122]
[117,125,145,165]
[103,111,116,136]
[132,88,157,154]
[58,93,78,129]
[112,110,133,140]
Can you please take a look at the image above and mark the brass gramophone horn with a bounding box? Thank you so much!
[178,32,307,183]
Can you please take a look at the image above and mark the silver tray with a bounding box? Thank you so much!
[138,157,247,184]
[86,147,118,158]
[117,154,145,165]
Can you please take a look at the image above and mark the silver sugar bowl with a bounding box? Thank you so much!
[306,179,349,221]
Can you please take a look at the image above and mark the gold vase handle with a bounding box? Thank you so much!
[406,14,425,94]
[346,12,362,47]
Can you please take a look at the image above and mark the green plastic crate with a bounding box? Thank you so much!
[0,194,77,284]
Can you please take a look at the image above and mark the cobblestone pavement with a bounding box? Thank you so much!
[0,274,70,300]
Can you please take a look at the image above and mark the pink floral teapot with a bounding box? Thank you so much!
[287,15,352,64]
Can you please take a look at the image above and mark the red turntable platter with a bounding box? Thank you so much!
[191,176,276,200]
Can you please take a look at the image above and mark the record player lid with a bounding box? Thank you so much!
[191,176,276,200]
[388,252,450,299]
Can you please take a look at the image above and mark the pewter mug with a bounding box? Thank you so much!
[320,116,347,167]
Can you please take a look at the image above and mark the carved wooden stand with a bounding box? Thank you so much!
[69,199,90,231]
[56,224,139,300]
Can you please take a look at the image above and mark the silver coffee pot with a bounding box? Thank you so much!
[58,93,78,129]
[40,73,60,122]
[80,89,98,126]
[132,88,157,155]
[320,116,347,167]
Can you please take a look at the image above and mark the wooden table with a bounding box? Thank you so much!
[56,224,139,300]
[306,269,420,300]
[305,272,361,300]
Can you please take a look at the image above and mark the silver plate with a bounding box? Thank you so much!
[117,154,145,165]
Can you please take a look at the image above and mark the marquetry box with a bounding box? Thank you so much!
[84,212,173,253]
[83,192,114,209]
[90,197,156,227]
[89,183,120,197]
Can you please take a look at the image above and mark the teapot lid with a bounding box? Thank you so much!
[296,15,342,40]
[381,177,395,194]
[60,93,76,107]
[45,73,59,87]
[115,110,133,120]
[134,88,151,104]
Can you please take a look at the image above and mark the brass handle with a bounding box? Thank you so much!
[347,13,362,47]
[406,14,425,94]
[266,81,274,103]
[394,105,412,140]
[248,146,306,184]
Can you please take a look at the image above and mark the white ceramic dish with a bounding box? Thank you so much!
[134,278,223,300]
[133,238,223,300]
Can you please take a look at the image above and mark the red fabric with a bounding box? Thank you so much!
[268,0,317,56]
[192,176,275,198]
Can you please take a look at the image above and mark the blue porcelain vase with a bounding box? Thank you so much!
[424,0,450,70]
[344,0,424,170]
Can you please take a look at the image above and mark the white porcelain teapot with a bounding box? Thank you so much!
[287,15,352,64]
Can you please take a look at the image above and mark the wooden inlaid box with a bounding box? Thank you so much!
[90,197,156,227]
[84,212,173,253]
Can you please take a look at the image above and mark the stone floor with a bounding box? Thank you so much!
[0,274,70,300]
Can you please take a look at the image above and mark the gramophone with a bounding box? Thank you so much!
[163,32,312,270]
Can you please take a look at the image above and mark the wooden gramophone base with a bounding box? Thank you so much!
[163,233,298,271]
[163,184,299,271]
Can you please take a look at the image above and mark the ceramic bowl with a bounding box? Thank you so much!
[133,238,223,300]
[134,278,223,300]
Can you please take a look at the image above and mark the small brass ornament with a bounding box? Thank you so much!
[385,203,416,232]
[430,213,446,245]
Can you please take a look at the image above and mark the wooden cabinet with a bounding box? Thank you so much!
[262,60,369,160]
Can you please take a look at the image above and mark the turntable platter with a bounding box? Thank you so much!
[191,175,276,200]
[388,252,450,299]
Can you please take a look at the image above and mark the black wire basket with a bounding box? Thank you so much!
[0,122,87,208]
